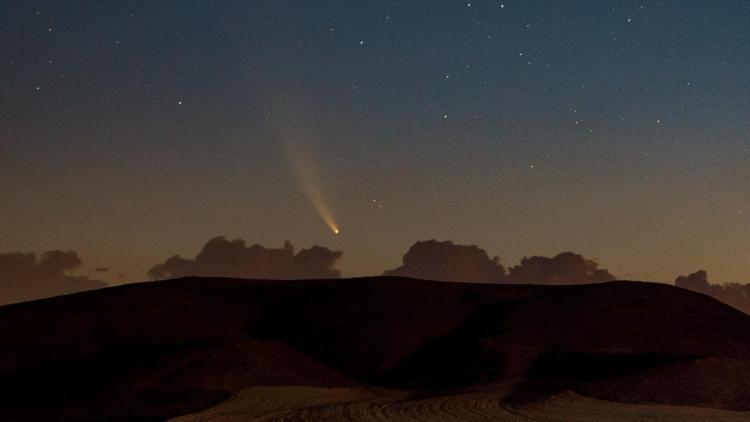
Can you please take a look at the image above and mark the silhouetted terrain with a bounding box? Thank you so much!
[2,277,750,420]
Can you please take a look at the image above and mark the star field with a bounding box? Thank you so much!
[2,1,750,283]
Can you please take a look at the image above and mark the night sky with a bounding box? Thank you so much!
[3,1,750,284]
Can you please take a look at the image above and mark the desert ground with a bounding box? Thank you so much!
[3,277,750,420]
[174,385,750,421]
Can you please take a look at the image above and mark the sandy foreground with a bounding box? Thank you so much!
[171,385,750,422]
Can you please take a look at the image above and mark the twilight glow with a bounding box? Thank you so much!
[2,1,750,286]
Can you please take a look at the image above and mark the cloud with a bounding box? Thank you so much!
[507,252,616,284]
[675,270,710,292]
[0,250,107,305]
[148,236,343,280]
[383,240,507,283]
[675,270,750,315]
[383,241,617,285]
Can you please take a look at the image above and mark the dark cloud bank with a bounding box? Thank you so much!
[5,237,750,318]
[0,238,615,305]
[0,250,107,305]
[0,236,343,305]
[675,270,750,315]
[151,237,615,286]
[383,239,615,284]
[148,236,343,280]
[383,240,507,282]
[386,241,750,315]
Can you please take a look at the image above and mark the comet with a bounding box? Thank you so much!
[284,139,341,235]
[261,93,342,235]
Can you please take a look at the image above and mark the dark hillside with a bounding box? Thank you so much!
[1,277,750,420]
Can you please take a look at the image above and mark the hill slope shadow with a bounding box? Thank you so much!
[1,278,750,419]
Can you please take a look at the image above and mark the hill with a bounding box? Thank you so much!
[1,277,750,420]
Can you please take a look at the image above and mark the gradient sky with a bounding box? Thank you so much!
[2,1,750,284]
